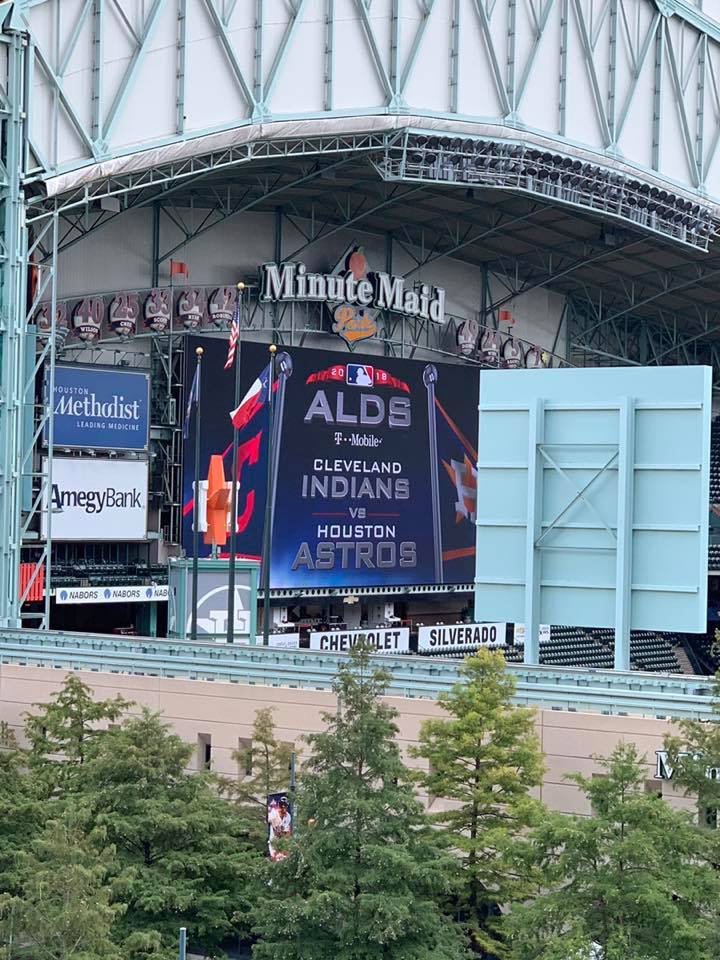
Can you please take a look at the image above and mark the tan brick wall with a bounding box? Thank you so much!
[0,664,697,816]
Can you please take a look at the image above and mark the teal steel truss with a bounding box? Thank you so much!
[0,9,31,627]
[14,0,720,208]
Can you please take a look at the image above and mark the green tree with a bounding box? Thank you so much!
[24,675,130,783]
[225,707,294,850]
[0,724,44,898]
[81,708,259,957]
[253,642,469,960]
[413,648,544,957]
[506,743,719,960]
[665,673,720,825]
[0,811,123,960]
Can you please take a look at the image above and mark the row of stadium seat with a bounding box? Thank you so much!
[52,562,166,589]
[421,625,683,673]
[707,417,720,573]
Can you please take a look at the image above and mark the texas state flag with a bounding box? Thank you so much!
[229,362,271,430]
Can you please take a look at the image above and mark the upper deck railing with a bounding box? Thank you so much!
[0,629,715,722]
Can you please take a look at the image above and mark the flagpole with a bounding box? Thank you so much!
[190,346,203,642]
[226,283,245,644]
[262,344,277,646]
[423,363,444,584]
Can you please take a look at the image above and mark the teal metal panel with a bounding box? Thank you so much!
[475,367,712,645]
[167,557,258,642]
[0,27,30,629]
[20,325,37,513]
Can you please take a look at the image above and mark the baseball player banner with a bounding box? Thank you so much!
[267,793,293,861]
[182,338,480,589]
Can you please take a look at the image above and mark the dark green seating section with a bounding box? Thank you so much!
[419,625,683,673]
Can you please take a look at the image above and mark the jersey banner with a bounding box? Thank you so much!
[182,338,479,589]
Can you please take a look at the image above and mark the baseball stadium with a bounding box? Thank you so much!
[2,0,720,860]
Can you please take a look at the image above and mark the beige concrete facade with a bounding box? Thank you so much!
[0,664,696,817]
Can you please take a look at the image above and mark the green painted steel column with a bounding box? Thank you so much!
[0,15,29,628]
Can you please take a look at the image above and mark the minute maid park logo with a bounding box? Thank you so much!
[331,248,378,348]
[259,248,446,350]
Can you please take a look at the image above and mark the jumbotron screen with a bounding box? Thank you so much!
[182,338,479,588]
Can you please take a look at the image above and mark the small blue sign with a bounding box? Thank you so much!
[51,365,150,451]
[346,363,374,386]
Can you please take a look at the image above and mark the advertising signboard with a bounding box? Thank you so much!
[417,622,506,652]
[258,253,446,349]
[50,364,150,451]
[513,623,550,647]
[55,584,167,605]
[309,626,410,654]
[253,633,301,649]
[182,339,479,590]
[42,457,148,541]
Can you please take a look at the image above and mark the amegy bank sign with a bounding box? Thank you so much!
[42,457,148,541]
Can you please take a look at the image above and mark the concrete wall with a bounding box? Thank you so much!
[0,663,695,818]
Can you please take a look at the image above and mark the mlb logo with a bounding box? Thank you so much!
[346,364,374,387]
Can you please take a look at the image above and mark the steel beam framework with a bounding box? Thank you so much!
[13,0,720,206]
[0,9,37,627]
[3,0,720,630]
[20,213,57,630]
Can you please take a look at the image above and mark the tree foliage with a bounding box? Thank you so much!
[506,743,719,960]
[225,706,294,850]
[0,812,123,960]
[5,668,720,960]
[253,641,469,960]
[0,724,44,899]
[414,649,544,957]
[24,675,130,789]
[664,673,720,821]
[81,708,260,957]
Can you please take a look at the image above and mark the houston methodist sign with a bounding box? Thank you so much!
[259,261,446,324]
[50,365,150,451]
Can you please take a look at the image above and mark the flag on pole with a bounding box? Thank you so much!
[183,363,200,440]
[229,362,271,431]
[435,395,477,570]
[170,260,189,278]
[224,296,240,370]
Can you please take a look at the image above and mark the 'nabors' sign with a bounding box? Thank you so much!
[50,365,150,451]
[310,627,409,654]
[418,622,506,652]
[259,260,446,324]
[42,457,148,542]
[56,584,168,605]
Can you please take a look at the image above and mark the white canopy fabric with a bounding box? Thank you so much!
[41,113,720,216]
